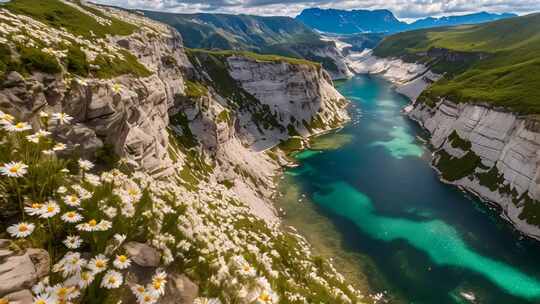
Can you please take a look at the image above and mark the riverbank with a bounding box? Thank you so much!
[347,50,540,242]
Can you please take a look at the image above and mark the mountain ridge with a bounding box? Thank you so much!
[296,7,517,34]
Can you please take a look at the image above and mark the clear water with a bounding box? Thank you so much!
[277,75,540,304]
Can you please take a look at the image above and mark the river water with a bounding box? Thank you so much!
[276,75,540,304]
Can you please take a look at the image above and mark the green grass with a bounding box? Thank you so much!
[3,0,137,39]
[374,13,540,114]
[185,80,208,98]
[93,50,151,79]
[448,131,472,151]
[278,137,304,154]
[188,48,321,68]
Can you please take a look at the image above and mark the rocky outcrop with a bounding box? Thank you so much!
[227,56,349,138]
[346,50,441,101]
[410,100,540,239]
[0,240,49,301]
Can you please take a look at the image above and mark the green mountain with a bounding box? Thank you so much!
[374,13,540,114]
[141,11,351,78]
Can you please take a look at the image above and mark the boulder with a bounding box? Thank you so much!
[124,242,160,267]
[2,289,33,304]
[0,241,49,297]
[161,274,199,304]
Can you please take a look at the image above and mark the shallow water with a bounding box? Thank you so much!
[276,75,540,304]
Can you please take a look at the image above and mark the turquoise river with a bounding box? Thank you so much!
[276,75,540,304]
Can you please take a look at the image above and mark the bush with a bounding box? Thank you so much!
[18,46,62,74]
[66,45,89,76]
[93,50,151,79]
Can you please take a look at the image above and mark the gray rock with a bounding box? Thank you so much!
[124,242,160,267]
[161,274,199,304]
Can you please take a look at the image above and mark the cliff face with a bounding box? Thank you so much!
[350,51,540,239]
[0,2,363,303]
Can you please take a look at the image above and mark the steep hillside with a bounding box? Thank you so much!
[374,13,540,114]
[296,8,515,34]
[141,11,353,79]
[0,1,367,304]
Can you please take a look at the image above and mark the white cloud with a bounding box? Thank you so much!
[93,0,540,19]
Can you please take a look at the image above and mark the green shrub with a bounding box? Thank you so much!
[18,46,62,74]
[435,150,481,181]
[185,80,208,98]
[66,46,89,76]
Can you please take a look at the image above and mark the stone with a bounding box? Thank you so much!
[0,254,37,296]
[124,242,161,267]
[3,289,33,304]
[160,274,199,304]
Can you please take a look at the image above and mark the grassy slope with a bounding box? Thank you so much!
[374,13,540,114]
[1,0,151,78]
[2,0,137,39]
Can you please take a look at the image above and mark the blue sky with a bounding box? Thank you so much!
[93,0,539,20]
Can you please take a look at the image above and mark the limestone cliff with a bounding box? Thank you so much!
[0,1,362,303]
[350,50,540,240]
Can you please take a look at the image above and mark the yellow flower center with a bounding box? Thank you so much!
[9,166,19,173]
[70,196,78,202]
[81,272,90,280]
[143,295,152,302]
[47,206,55,213]
[15,122,25,129]
[108,277,116,284]
[18,225,28,232]
[35,300,46,304]
[88,219,97,226]
[259,292,271,302]
[57,287,68,297]
[95,260,105,268]
[137,286,145,293]
[32,203,42,209]
[118,255,127,262]
[153,281,162,289]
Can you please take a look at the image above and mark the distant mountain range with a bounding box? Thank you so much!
[296,8,517,34]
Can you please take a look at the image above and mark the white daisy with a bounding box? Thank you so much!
[57,186,68,194]
[26,129,51,143]
[7,222,35,238]
[51,113,73,125]
[64,194,81,207]
[39,201,60,218]
[32,295,54,304]
[52,143,67,151]
[0,111,15,124]
[149,270,167,296]
[78,159,94,171]
[61,211,83,223]
[101,270,123,289]
[77,271,95,288]
[111,83,122,94]
[1,161,29,177]
[63,235,83,249]
[113,254,131,269]
[25,202,44,216]
[4,121,31,132]
[88,254,108,274]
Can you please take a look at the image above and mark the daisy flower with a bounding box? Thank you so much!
[0,111,14,124]
[131,284,146,299]
[149,270,167,295]
[61,211,83,223]
[78,159,94,171]
[111,83,122,94]
[138,292,158,304]
[32,295,54,304]
[51,113,73,125]
[254,290,278,304]
[113,254,131,269]
[88,254,108,274]
[101,270,123,289]
[39,201,60,218]
[51,284,79,301]
[57,186,68,194]
[4,121,31,132]
[63,235,83,249]
[52,143,67,151]
[64,194,81,207]
[1,161,28,177]
[25,202,44,216]
[76,219,99,232]
[7,222,35,238]
[77,271,95,288]
[26,130,51,143]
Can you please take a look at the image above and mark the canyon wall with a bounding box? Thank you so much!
[351,51,540,239]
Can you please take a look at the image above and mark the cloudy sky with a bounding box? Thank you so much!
[93,0,539,20]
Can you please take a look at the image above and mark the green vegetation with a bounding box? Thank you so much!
[448,131,472,151]
[3,0,137,39]
[476,166,505,192]
[18,45,62,74]
[66,45,90,77]
[185,80,208,98]
[93,50,152,79]
[169,112,198,149]
[279,137,304,154]
[189,48,320,68]
[518,194,540,226]
[216,110,231,125]
[435,150,482,181]
[374,13,540,114]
